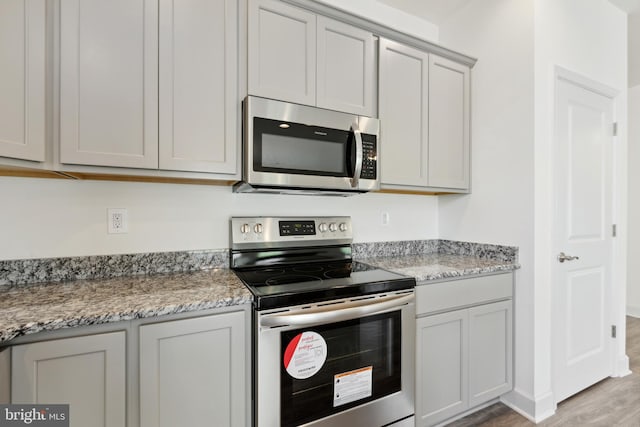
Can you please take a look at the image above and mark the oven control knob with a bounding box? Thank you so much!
[254,223,263,234]
[339,222,348,232]
[318,223,328,233]
[329,223,337,232]
[240,223,250,234]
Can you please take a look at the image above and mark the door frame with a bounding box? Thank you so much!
[550,66,630,407]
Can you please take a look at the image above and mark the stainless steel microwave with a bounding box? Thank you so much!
[233,96,380,196]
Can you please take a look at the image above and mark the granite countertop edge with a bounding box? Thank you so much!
[409,263,520,282]
[0,296,253,344]
[0,268,254,345]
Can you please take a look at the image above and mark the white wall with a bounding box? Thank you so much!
[313,0,439,43]
[437,0,536,416]
[628,84,640,317]
[629,11,640,87]
[534,0,628,417]
[0,177,438,260]
[439,0,628,422]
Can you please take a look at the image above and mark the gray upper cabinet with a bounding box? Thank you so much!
[428,54,470,190]
[158,0,238,174]
[2,0,473,186]
[248,0,376,116]
[316,16,375,116]
[11,332,126,427]
[59,0,159,169]
[379,38,471,192]
[248,0,316,106]
[59,0,238,175]
[0,0,46,163]
[379,38,430,187]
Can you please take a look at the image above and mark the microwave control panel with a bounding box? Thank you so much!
[361,137,377,180]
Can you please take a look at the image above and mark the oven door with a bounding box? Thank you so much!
[243,96,379,192]
[255,291,415,427]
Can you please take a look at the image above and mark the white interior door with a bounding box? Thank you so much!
[553,76,615,403]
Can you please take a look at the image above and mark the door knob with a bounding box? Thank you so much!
[557,252,580,263]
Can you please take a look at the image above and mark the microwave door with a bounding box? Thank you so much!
[251,117,353,186]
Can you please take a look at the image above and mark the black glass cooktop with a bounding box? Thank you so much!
[234,261,415,310]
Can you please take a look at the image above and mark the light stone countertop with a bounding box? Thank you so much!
[0,268,252,343]
[0,244,519,344]
[360,253,519,283]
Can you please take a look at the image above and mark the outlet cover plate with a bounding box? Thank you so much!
[108,208,128,234]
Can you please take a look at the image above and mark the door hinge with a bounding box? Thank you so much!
[613,122,618,136]
[612,224,617,237]
[612,325,617,338]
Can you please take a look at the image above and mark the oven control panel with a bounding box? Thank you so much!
[279,220,316,236]
[230,216,352,249]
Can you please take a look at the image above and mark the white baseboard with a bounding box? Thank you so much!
[500,388,555,423]
[615,354,631,377]
[627,305,640,318]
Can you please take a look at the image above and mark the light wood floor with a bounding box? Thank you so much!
[448,316,640,427]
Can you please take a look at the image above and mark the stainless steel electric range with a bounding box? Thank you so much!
[230,216,416,427]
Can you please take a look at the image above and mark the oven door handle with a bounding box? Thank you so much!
[260,293,413,328]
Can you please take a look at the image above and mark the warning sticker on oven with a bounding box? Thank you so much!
[333,366,373,407]
[283,331,327,379]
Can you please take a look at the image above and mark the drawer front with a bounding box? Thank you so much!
[416,273,512,315]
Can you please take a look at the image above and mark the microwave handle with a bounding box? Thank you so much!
[351,122,363,188]
[260,293,413,328]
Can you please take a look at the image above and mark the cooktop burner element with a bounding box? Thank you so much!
[230,217,415,310]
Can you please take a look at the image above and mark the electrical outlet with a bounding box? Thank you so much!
[108,208,128,234]
[381,212,390,226]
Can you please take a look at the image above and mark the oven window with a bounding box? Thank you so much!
[253,117,352,177]
[280,310,402,427]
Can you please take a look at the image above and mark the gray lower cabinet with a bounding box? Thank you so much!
[415,274,513,427]
[7,307,249,427]
[11,331,127,427]
[139,311,246,427]
[468,300,512,408]
[417,309,468,425]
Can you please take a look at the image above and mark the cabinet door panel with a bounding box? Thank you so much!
[60,0,158,168]
[158,0,237,174]
[140,311,246,427]
[248,0,316,105]
[468,300,513,407]
[316,16,375,116]
[428,55,470,189]
[379,38,429,187]
[0,0,46,162]
[416,310,468,426]
[11,332,126,427]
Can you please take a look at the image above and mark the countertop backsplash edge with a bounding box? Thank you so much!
[0,249,230,287]
[1,239,517,287]
[352,239,518,263]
